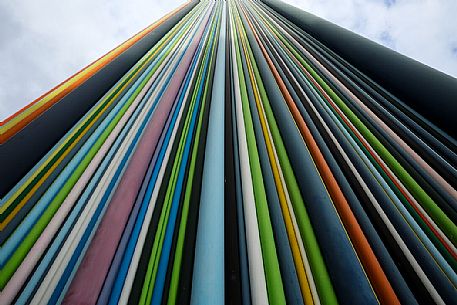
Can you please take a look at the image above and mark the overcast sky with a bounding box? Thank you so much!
[1,0,456,120]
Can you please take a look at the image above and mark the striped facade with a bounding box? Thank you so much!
[0,1,456,304]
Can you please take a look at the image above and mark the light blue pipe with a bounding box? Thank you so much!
[190,2,226,305]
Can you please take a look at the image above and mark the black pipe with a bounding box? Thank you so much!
[262,0,457,142]
[0,1,198,198]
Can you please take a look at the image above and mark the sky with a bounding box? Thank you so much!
[1,0,456,119]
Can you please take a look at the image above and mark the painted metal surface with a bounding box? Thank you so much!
[1,1,456,305]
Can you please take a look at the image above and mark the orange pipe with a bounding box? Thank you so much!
[246,13,400,305]
[0,0,191,144]
[280,42,457,261]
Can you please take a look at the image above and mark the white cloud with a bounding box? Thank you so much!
[282,0,457,78]
[1,0,455,119]
[0,0,186,119]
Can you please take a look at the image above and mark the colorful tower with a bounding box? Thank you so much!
[1,1,456,304]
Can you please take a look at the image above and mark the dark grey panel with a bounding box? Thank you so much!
[262,0,457,140]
